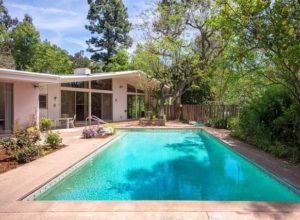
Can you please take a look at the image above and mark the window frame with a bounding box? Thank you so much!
[39,94,48,109]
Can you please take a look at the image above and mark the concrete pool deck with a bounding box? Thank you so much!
[0,121,299,219]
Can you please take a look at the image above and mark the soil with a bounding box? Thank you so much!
[0,148,18,173]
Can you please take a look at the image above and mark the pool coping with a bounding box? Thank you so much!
[0,126,300,219]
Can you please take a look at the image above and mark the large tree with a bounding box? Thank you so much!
[29,40,73,74]
[135,0,221,118]
[11,15,40,70]
[86,0,132,67]
[0,0,18,68]
[216,0,300,106]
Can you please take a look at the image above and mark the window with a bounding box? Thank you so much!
[137,89,144,94]
[91,79,112,90]
[127,84,136,93]
[61,81,89,89]
[39,95,47,109]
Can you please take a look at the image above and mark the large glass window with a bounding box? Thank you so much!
[127,84,136,93]
[91,93,112,121]
[0,83,13,134]
[61,91,88,121]
[102,93,112,120]
[61,91,75,118]
[76,92,89,121]
[91,93,102,119]
[127,95,145,119]
[61,81,89,89]
[91,79,112,90]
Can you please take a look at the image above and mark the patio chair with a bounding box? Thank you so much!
[70,115,76,128]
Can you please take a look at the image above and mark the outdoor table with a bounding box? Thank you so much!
[58,118,72,129]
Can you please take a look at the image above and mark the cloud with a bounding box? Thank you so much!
[5,0,150,56]
[6,3,79,16]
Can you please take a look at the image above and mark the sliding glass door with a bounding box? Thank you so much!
[61,91,88,121]
[0,83,13,134]
[91,93,112,121]
[127,95,145,119]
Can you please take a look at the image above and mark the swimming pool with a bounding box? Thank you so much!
[33,129,300,201]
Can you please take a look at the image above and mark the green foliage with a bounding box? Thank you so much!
[86,0,132,65]
[102,123,117,134]
[206,118,227,129]
[181,79,213,104]
[231,86,300,162]
[0,0,18,68]
[215,0,300,107]
[105,49,134,71]
[44,131,62,148]
[40,117,53,131]
[71,50,92,70]
[29,41,72,74]
[0,127,40,163]
[15,145,39,163]
[11,17,40,70]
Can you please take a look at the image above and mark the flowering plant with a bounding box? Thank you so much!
[82,126,98,139]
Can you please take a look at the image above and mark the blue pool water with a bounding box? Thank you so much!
[36,129,300,201]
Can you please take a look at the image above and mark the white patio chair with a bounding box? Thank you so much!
[69,115,76,128]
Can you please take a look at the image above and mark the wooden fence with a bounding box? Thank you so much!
[164,104,240,122]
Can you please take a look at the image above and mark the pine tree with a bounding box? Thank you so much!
[85,0,132,66]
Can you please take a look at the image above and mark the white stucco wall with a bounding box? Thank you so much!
[14,81,39,130]
[112,78,127,121]
[39,84,61,122]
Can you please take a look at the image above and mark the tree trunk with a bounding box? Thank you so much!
[159,95,166,118]
[174,94,182,121]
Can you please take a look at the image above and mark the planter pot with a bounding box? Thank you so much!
[139,118,166,126]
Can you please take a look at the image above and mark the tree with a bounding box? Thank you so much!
[30,41,72,74]
[70,50,91,69]
[11,16,40,70]
[135,0,220,118]
[216,0,300,107]
[86,0,132,66]
[105,49,134,71]
[0,0,18,68]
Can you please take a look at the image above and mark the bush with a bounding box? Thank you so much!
[0,128,40,163]
[207,118,227,129]
[15,145,39,163]
[82,126,98,138]
[102,123,117,134]
[44,131,62,148]
[231,86,300,163]
[40,117,53,131]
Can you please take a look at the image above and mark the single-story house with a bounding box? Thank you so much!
[0,68,159,134]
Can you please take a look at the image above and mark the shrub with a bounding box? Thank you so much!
[0,128,40,163]
[44,131,62,148]
[15,145,39,163]
[40,117,53,131]
[102,123,117,134]
[82,126,98,138]
[231,86,300,163]
[207,118,227,129]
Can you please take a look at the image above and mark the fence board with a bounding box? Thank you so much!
[164,104,240,122]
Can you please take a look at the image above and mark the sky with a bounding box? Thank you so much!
[5,0,151,56]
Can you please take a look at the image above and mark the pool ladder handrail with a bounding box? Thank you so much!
[85,115,107,126]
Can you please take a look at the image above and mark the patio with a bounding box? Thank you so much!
[0,121,299,219]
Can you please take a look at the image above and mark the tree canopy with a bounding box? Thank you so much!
[86,0,132,67]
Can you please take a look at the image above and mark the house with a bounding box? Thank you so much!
[0,68,159,134]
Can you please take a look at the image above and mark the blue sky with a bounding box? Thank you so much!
[5,0,151,56]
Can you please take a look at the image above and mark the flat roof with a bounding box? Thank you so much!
[0,68,159,86]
